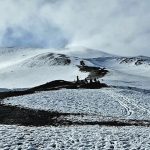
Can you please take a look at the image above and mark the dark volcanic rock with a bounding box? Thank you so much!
[0,104,150,127]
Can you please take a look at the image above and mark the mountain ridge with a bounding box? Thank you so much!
[0,46,150,89]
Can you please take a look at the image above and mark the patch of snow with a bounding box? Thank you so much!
[0,50,91,88]
[0,65,88,88]
[0,125,150,150]
[3,88,150,120]
[88,57,150,89]
[0,47,53,69]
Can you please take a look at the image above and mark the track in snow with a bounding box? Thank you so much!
[101,88,150,120]
[0,125,150,150]
[2,88,150,120]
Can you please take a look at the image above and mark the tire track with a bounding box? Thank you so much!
[101,89,133,117]
[103,88,150,119]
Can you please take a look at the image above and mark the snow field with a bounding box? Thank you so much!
[0,125,150,150]
[3,88,150,120]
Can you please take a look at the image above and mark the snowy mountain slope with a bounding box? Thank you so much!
[0,49,92,88]
[88,56,150,77]
[118,56,150,66]
[0,64,88,89]
[0,47,55,69]
[87,56,150,89]
[103,69,150,89]
[62,46,116,58]
[20,52,83,68]
[0,46,150,89]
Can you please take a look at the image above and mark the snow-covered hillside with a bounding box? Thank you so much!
[1,46,150,149]
[3,88,150,120]
[88,55,150,89]
[61,46,115,58]
[0,47,54,69]
[0,47,91,88]
[0,46,150,89]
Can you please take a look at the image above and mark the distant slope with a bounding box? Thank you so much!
[88,56,150,89]
[118,56,150,66]
[0,47,53,69]
[62,46,115,58]
[0,48,90,88]
[88,56,150,77]
[0,46,150,89]
[20,52,94,68]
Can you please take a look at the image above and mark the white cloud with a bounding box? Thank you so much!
[0,0,150,56]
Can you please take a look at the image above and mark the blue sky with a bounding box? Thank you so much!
[0,0,150,56]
